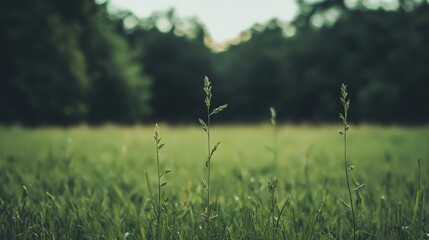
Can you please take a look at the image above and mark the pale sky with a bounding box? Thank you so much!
[108,0,299,43]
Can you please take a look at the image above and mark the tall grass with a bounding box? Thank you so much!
[307,195,327,240]
[199,76,227,225]
[0,83,428,239]
[339,83,357,239]
[153,123,170,237]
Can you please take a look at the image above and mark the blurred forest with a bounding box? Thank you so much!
[1,0,428,125]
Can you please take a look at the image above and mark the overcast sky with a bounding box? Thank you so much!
[108,0,299,43]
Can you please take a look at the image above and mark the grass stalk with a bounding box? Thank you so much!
[275,198,289,229]
[339,83,356,240]
[199,76,227,225]
[412,157,423,236]
[308,195,327,240]
[153,124,169,237]
[269,107,278,163]
[267,177,278,237]
[206,95,211,223]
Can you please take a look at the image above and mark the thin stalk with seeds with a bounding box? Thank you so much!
[153,124,170,234]
[266,177,278,237]
[339,83,356,240]
[199,76,227,224]
[266,177,288,238]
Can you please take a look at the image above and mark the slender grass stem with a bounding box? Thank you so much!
[308,196,326,240]
[339,83,356,240]
[344,129,356,240]
[153,124,168,238]
[275,198,289,229]
[156,137,161,227]
[200,76,227,227]
[267,177,278,237]
[206,103,211,222]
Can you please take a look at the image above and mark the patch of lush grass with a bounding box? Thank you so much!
[0,124,428,239]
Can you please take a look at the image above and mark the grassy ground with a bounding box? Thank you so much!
[0,124,428,239]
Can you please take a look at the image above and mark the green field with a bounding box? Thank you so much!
[1,125,428,239]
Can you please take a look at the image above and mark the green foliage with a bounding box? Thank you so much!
[120,10,216,122]
[2,1,429,125]
[308,196,327,240]
[99,5,429,123]
[84,9,151,124]
[215,5,429,123]
[0,0,151,125]
[0,125,428,239]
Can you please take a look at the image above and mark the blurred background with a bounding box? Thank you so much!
[1,0,428,126]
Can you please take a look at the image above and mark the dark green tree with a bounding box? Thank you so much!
[0,0,151,125]
[119,10,217,122]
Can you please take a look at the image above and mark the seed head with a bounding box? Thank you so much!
[270,107,277,125]
[204,76,212,108]
[267,177,278,194]
[339,83,351,130]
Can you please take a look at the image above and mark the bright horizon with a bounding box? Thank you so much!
[107,0,299,44]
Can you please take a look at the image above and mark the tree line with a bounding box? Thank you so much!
[1,0,428,125]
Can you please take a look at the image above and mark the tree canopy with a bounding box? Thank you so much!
[0,0,150,125]
[1,0,428,125]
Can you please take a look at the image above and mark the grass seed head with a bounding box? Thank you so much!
[204,76,212,108]
[340,83,351,129]
[270,107,276,126]
[268,177,278,194]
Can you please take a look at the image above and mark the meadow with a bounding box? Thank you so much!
[0,124,428,239]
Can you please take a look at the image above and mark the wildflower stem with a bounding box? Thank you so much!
[206,99,211,223]
[340,83,356,240]
[156,137,161,227]
[344,128,356,240]
[201,76,227,227]
[154,123,168,238]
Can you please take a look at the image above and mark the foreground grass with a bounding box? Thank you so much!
[0,125,428,239]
